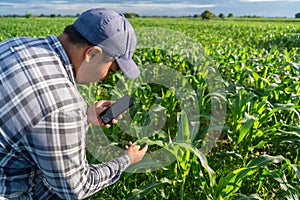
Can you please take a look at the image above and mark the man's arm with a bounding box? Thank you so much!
[24,105,135,199]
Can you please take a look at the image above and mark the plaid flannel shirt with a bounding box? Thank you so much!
[0,35,130,199]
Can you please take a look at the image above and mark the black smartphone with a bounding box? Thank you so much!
[99,94,134,125]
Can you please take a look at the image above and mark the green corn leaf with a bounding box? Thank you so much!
[179,143,216,186]
[233,193,263,200]
[215,155,285,198]
[247,155,285,168]
[271,103,300,119]
[290,164,300,189]
[175,111,190,143]
[237,113,257,144]
[268,170,299,200]
[126,157,166,173]
[126,179,168,200]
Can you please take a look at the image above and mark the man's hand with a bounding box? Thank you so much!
[87,100,122,128]
[125,141,148,165]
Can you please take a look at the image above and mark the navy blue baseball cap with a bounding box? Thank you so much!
[73,8,140,79]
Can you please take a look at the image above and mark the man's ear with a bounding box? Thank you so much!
[84,46,103,62]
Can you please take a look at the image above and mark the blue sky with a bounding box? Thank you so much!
[0,0,298,17]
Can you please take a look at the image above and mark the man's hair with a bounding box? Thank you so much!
[63,25,93,47]
[63,24,114,62]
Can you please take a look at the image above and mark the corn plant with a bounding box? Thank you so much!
[1,17,300,199]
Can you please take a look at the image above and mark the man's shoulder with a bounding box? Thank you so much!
[0,36,47,47]
[0,35,82,125]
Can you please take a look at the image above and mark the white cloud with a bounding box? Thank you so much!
[0,2,13,5]
[43,3,215,10]
[0,0,297,17]
[50,1,69,3]
[0,2,19,7]
[0,2,26,9]
[18,2,215,15]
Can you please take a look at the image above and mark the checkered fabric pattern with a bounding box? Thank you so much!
[0,35,130,199]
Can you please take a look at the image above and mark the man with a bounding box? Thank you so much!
[0,8,148,199]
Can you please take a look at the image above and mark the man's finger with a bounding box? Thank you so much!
[140,145,148,153]
[111,119,118,124]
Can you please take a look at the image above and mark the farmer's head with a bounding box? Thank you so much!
[62,8,140,83]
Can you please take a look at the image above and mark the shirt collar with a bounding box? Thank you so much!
[46,35,76,85]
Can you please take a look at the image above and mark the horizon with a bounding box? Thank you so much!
[0,0,298,18]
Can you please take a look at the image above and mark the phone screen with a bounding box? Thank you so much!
[99,94,134,124]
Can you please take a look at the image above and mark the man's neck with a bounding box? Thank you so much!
[57,34,87,77]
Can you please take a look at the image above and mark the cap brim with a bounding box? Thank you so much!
[116,58,140,79]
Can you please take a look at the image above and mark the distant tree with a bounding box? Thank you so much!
[228,13,234,18]
[50,14,56,18]
[242,15,261,18]
[295,13,300,18]
[25,12,33,19]
[201,10,215,20]
[219,13,225,19]
[124,12,140,18]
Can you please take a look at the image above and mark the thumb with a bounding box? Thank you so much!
[140,145,148,153]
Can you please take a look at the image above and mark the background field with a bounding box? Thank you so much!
[0,17,299,199]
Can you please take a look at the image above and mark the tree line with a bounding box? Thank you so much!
[1,10,300,19]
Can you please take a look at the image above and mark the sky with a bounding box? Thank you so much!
[0,0,299,18]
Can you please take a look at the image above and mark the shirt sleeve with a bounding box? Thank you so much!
[23,105,131,199]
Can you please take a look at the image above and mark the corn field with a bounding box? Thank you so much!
[0,17,299,199]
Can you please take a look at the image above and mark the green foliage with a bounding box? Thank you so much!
[219,13,225,19]
[124,12,140,18]
[1,17,300,199]
[228,13,234,18]
[201,10,216,20]
[24,12,33,19]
